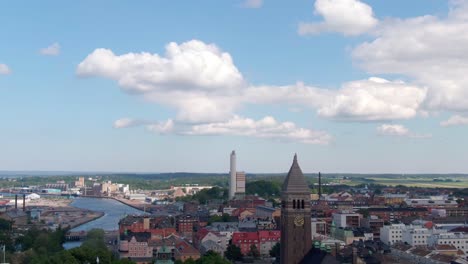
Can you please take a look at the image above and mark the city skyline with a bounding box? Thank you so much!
[2,0,468,173]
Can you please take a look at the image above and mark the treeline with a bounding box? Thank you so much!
[176,186,228,204]
[3,226,132,264]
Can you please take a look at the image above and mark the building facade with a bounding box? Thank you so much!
[380,224,405,245]
[280,154,312,264]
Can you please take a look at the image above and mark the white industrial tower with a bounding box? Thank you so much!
[229,150,236,199]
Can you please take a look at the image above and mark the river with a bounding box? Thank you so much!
[63,197,147,249]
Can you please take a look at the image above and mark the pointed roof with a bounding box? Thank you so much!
[282,154,309,193]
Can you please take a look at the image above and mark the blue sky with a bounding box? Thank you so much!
[1,0,468,173]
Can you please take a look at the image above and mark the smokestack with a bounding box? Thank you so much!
[15,195,18,210]
[318,172,322,199]
[23,194,26,211]
[229,150,237,200]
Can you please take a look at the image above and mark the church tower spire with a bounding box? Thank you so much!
[280,154,312,264]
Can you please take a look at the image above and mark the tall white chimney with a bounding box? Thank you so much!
[229,150,236,199]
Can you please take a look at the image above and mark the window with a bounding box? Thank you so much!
[293,200,296,209]
[302,200,305,209]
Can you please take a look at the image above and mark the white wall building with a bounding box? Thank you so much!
[380,224,405,245]
[428,232,468,255]
[401,226,431,246]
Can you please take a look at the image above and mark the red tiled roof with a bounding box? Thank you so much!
[175,241,200,255]
[258,230,280,240]
[232,232,259,243]
[150,228,177,238]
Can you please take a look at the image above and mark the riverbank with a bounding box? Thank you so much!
[68,197,147,232]
[81,195,149,212]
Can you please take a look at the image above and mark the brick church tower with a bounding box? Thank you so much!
[280,154,312,264]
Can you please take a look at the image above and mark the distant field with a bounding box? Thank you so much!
[1,172,467,189]
[342,175,468,188]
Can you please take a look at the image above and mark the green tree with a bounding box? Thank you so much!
[0,219,12,231]
[196,251,230,264]
[246,180,281,198]
[269,242,280,259]
[248,244,260,259]
[225,244,243,261]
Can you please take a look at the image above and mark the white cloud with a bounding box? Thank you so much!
[244,82,333,108]
[40,42,61,56]
[377,124,431,138]
[245,78,427,122]
[317,77,427,121]
[77,40,244,123]
[242,0,262,8]
[113,118,148,128]
[440,115,468,127]
[298,0,378,36]
[79,40,429,137]
[0,64,11,75]
[377,124,409,136]
[147,119,175,134]
[352,1,468,112]
[172,116,331,144]
[77,40,244,94]
[115,116,331,144]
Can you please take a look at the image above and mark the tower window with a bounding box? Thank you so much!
[293,200,296,209]
[302,200,305,209]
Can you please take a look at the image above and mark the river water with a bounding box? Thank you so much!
[63,197,147,249]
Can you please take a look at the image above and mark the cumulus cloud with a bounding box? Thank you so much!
[0,64,11,75]
[317,78,427,121]
[77,40,243,94]
[245,77,427,121]
[147,119,175,134]
[79,38,434,148]
[298,0,378,36]
[184,115,331,144]
[440,115,468,127]
[77,40,244,123]
[244,82,333,108]
[242,0,262,8]
[117,116,332,144]
[377,124,431,138]
[40,42,61,56]
[113,118,149,128]
[352,1,468,112]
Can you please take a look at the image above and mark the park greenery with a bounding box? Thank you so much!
[0,226,133,264]
[176,186,228,204]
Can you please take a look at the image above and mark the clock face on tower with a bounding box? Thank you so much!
[294,215,304,227]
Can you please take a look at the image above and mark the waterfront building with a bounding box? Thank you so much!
[74,177,85,188]
[280,154,312,264]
